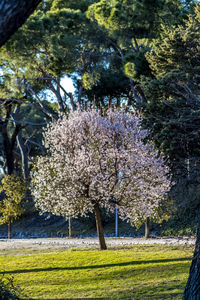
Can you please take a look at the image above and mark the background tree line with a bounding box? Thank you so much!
[0,0,197,224]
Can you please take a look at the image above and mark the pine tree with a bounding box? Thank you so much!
[140,3,200,213]
[133,4,200,296]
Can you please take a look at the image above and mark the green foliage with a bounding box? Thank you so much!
[81,70,130,107]
[88,0,163,39]
[161,213,197,236]
[0,0,188,111]
[87,0,186,42]
[0,8,84,78]
[82,72,101,90]
[0,175,27,225]
[125,48,151,81]
[144,4,200,158]
[140,3,200,214]
[0,276,21,300]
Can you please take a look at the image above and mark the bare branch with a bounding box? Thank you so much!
[23,82,57,120]
[23,135,45,156]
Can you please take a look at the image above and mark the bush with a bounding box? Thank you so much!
[0,276,22,299]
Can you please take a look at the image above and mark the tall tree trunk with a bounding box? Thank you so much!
[17,132,29,180]
[145,217,150,239]
[94,203,107,250]
[116,96,120,108]
[108,96,112,108]
[8,220,11,239]
[1,106,14,175]
[0,0,42,47]
[115,207,119,237]
[2,133,14,175]
[0,103,22,175]
[68,216,73,238]
[183,215,200,299]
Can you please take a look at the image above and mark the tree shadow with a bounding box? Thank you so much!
[1,257,192,275]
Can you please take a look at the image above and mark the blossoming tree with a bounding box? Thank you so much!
[32,109,171,250]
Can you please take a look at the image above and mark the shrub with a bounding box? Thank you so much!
[0,275,22,300]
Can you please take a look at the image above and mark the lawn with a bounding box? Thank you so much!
[0,244,193,299]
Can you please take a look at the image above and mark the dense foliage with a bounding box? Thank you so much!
[0,175,27,238]
[0,276,21,300]
[138,4,200,217]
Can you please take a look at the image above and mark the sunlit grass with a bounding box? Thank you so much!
[0,244,193,299]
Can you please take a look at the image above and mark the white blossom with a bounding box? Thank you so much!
[32,108,172,225]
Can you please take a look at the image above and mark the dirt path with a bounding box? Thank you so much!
[0,237,195,250]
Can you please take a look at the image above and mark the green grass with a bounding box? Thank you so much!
[0,244,193,299]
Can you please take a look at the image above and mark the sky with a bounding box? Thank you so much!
[61,76,75,93]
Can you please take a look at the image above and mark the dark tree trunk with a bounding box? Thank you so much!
[0,103,23,175]
[94,203,107,250]
[183,215,200,299]
[2,130,14,175]
[116,96,120,108]
[2,122,21,175]
[1,104,16,175]
[0,0,41,47]
[145,217,150,239]
[8,221,11,239]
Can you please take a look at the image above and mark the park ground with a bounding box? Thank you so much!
[0,238,195,299]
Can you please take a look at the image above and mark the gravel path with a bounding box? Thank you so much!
[0,237,196,250]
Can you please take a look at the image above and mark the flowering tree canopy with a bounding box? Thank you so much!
[32,109,171,249]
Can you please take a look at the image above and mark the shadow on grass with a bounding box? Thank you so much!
[1,257,192,275]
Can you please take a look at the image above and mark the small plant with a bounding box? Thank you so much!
[0,175,27,239]
[0,275,22,299]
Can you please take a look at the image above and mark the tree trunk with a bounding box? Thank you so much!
[0,0,41,47]
[94,203,107,250]
[183,215,200,299]
[17,132,29,180]
[68,216,73,238]
[2,133,14,175]
[145,217,150,239]
[18,132,31,180]
[1,120,15,175]
[0,103,22,175]
[8,221,11,239]
[115,207,119,237]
